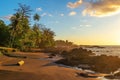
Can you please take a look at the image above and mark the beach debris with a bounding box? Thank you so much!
[76,71,109,78]
[112,68,120,75]
[17,60,24,66]
[78,64,90,69]
[76,72,98,78]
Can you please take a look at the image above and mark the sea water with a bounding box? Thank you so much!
[82,46,120,57]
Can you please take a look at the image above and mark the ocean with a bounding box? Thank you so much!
[82,46,120,57]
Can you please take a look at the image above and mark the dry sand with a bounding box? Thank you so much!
[0,52,104,80]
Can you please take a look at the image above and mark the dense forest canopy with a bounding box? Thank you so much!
[0,4,55,51]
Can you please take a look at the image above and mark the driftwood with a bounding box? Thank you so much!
[17,60,24,66]
[2,52,27,58]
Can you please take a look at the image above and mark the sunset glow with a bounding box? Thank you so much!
[1,0,120,45]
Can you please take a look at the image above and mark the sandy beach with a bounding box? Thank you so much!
[0,52,105,80]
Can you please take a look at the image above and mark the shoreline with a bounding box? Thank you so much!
[0,52,115,80]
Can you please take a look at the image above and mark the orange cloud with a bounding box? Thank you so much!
[67,0,82,9]
[69,11,77,16]
[83,0,120,17]
[0,15,12,20]
[68,0,120,17]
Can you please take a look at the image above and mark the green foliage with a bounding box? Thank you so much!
[9,4,31,49]
[55,40,74,47]
[33,13,40,21]
[15,3,32,18]
[32,24,42,48]
[0,20,10,47]
[40,27,55,48]
[0,51,3,56]
[0,4,55,51]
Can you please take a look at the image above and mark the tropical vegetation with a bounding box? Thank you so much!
[0,4,55,51]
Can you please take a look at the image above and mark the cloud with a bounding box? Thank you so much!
[41,13,53,17]
[80,19,87,22]
[47,21,59,24]
[79,24,91,27]
[83,0,120,17]
[84,24,91,27]
[67,0,120,17]
[36,7,42,12]
[55,21,59,23]
[36,8,53,17]
[72,24,91,30]
[67,0,83,9]
[41,13,47,17]
[69,11,77,16]
[0,15,12,20]
[60,14,64,16]
[48,14,53,17]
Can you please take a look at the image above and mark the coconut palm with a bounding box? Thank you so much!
[33,13,40,22]
[9,4,32,48]
[40,27,55,48]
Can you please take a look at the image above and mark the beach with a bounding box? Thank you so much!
[0,51,106,80]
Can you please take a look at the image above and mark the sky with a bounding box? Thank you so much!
[1,0,120,45]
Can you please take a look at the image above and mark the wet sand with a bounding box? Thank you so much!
[0,52,103,80]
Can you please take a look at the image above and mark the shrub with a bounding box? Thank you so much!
[0,51,3,56]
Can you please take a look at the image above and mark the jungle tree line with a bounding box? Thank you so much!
[0,4,55,51]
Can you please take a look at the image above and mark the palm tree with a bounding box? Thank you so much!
[32,13,41,47]
[9,13,22,47]
[33,13,40,22]
[40,27,55,48]
[0,20,10,47]
[32,24,42,47]
[15,3,32,18]
[9,4,32,48]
